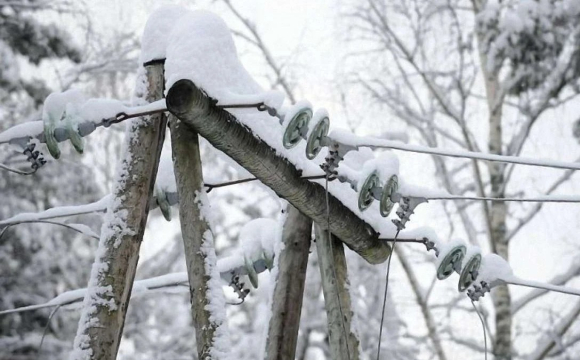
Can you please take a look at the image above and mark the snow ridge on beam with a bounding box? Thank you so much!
[166,79,391,264]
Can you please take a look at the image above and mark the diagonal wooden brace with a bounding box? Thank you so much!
[166,79,391,264]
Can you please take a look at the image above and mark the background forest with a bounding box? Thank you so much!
[1,0,580,359]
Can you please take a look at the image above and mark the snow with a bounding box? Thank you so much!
[165,10,260,96]
[196,191,232,359]
[434,239,466,271]
[163,8,437,241]
[474,253,580,298]
[476,254,514,286]
[330,131,580,171]
[239,218,278,261]
[78,98,126,122]
[0,195,110,226]
[215,90,285,110]
[70,67,149,360]
[42,89,87,125]
[0,254,269,316]
[356,151,399,189]
[155,149,177,193]
[0,120,43,144]
[140,5,192,64]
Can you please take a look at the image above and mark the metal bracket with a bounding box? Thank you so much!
[391,193,428,231]
[467,281,491,302]
[228,273,250,301]
[22,143,46,171]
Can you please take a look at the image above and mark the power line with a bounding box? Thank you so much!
[376,229,400,360]
[426,195,580,203]
[352,138,580,171]
[471,300,488,360]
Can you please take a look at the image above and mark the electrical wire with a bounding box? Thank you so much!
[359,140,580,171]
[376,229,400,360]
[37,305,61,360]
[204,174,325,192]
[0,162,36,175]
[471,300,488,360]
[427,195,580,203]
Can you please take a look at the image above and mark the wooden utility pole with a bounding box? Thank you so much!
[315,225,360,360]
[165,79,391,265]
[170,115,227,359]
[265,205,312,360]
[71,63,166,360]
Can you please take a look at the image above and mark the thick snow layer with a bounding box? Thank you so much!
[0,120,43,144]
[163,8,436,240]
[155,148,176,193]
[42,89,87,123]
[239,218,278,261]
[476,254,514,285]
[140,5,192,63]
[165,10,260,96]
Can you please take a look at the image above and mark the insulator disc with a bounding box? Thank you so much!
[66,115,84,154]
[380,174,399,217]
[305,115,330,159]
[358,171,380,211]
[436,245,466,280]
[282,107,312,149]
[43,116,61,159]
[458,253,482,292]
[245,257,259,289]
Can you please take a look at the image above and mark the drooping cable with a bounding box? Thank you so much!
[376,229,400,360]
[0,162,36,175]
[471,300,488,360]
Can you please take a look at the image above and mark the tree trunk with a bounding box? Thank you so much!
[265,205,312,360]
[315,225,360,360]
[70,63,167,360]
[169,115,229,359]
[395,246,447,360]
[165,79,391,265]
[475,15,512,358]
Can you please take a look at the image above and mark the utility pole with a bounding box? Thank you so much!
[315,225,360,360]
[71,63,167,360]
[165,79,392,265]
[169,114,229,359]
[265,205,312,359]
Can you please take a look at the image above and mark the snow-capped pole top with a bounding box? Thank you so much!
[140,5,192,64]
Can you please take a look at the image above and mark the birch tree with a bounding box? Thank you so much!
[346,0,580,358]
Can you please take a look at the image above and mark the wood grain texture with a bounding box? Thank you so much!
[165,79,391,265]
[265,205,312,360]
[315,225,360,360]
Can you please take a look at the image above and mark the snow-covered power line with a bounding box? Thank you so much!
[290,109,580,171]
[426,195,580,203]
[326,130,580,171]
[0,99,168,147]
[0,255,272,316]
